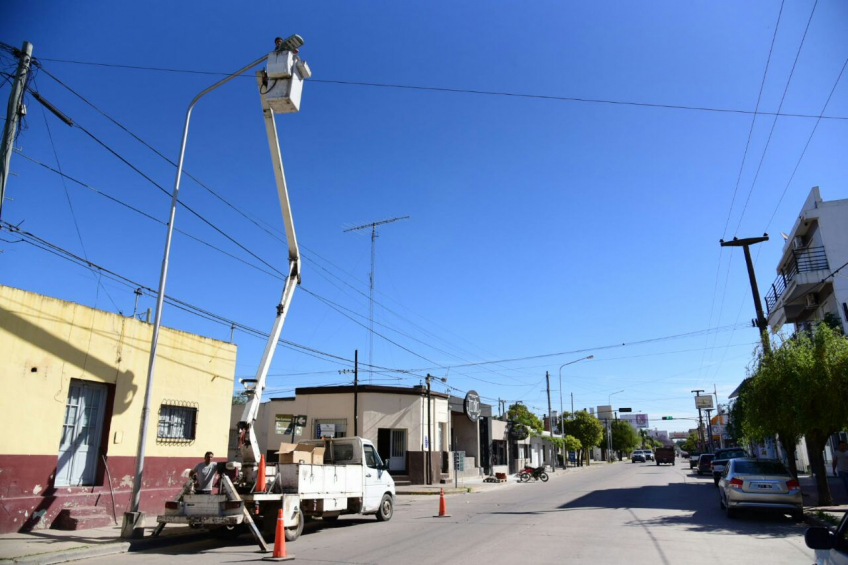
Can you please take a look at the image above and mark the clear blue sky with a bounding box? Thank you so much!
[2,1,846,434]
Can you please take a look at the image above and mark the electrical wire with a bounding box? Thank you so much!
[732,0,818,235]
[32,55,848,121]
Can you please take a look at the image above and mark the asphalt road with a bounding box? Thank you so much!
[92,460,814,564]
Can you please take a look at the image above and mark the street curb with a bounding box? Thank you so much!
[803,511,839,530]
[3,530,211,564]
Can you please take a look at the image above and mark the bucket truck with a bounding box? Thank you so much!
[155,37,395,549]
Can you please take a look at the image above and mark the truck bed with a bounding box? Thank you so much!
[278,463,364,497]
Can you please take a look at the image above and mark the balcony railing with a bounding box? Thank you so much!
[764,246,829,314]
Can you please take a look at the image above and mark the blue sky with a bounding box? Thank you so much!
[2,1,846,434]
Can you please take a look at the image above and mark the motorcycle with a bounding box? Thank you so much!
[518,465,549,482]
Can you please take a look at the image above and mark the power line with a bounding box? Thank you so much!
[733,0,818,235]
[32,55,848,121]
[36,66,522,379]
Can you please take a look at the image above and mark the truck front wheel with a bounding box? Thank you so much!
[375,494,393,522]
[284,508,304,542]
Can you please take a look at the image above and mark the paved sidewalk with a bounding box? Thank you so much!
[0,517,206,564]
[801,473,848,506]
[395,462,607,496]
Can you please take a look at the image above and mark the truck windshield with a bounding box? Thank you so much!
[364,445,383,469]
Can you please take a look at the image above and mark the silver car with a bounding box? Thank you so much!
[718,458,802,521]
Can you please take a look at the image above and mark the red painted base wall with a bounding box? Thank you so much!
[0,454,215,533]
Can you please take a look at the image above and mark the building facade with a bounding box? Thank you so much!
[0,285,236,533]
[233,385,452,484]
[765,187,848,335]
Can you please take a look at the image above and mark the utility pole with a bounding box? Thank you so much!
[720,235,771,354]
[344,216,409,382]
[692,389,706,452]
[545,371,552,433]
[338,349,360,435]
[705,408,714,453]
[714,384,724,449]
[0,41,33,222]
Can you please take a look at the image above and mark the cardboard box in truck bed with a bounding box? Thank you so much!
[276,442,326,465]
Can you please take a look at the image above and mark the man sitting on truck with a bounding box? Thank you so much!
[190,451,218,494]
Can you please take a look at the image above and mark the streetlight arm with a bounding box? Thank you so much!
[129,52,271,516]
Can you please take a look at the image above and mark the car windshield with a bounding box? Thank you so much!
[733,461,790,476]
[717,449,747,459]
[700,455,714,461]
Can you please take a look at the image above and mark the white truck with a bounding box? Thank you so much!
[155,37,396,548]
[158,437,396,543]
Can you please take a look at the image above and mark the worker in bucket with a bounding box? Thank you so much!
[190,451,218,494]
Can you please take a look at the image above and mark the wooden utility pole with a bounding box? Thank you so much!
[0,41,33,221]
[720,235,771,354]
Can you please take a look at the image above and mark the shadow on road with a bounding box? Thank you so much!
[560,481,802,538]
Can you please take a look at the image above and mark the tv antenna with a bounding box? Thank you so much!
[344,215,409,381]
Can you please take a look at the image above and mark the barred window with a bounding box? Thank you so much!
[314,418,347,439]
[158,405,197,440]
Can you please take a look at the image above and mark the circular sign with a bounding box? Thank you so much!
[464,390,481,423]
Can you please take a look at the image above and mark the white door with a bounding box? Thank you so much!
[56,381,107,486]
[389,430,406,472]
[362,444,387,512]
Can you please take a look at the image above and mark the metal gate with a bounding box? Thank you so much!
[56,381,107,486]
[390,429,406,472]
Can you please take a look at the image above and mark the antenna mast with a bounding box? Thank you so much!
[344,215,409,381]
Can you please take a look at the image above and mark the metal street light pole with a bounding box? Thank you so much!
[607,390,623,460]
[558,355,593,468]
[124,51,271,535]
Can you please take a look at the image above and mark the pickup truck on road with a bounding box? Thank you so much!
[158,437,396,544]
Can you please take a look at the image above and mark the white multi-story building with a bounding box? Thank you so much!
[765,187,848,335]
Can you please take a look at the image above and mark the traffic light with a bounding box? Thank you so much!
[661,416,673,420]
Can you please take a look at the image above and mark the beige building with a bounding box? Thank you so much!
[231,385,452,484]
[0,285,237,533]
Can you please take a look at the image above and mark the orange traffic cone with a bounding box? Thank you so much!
[263,509,294,561]
[433,488,451,517]
[255,454,266,493]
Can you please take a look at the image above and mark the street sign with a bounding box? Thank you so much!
[464,390,481,422]
[694,396,714,410]
[619,407,632,412]
[294,415,308,427]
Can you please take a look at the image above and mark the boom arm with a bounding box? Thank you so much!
[237,57,305,466]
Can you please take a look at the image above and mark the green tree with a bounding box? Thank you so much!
[742,324,848,505]
[507,403,544,440]
[563,411,604,466]
[680,431,700,453]
[611,420,639,453]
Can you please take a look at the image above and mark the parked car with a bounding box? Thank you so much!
[718,458,802,521]
[805,510,848,564]
[710,447,749,486]
[681,451,690,459]
[688,451,702,469]
[696,453,714,476]
[644,450,654,461]
[631,451,646,463]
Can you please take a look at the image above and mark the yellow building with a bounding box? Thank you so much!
[0,285,237,533]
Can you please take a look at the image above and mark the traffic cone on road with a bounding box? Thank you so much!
[263,509,294,561]
[433,488,451,517]
[255,454,266,493]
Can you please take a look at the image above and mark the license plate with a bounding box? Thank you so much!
[755,483,773,489]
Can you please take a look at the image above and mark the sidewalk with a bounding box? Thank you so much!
[395,462,603,496]
[0,517,206,565]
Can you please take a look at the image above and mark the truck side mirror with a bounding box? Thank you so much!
[381,461,391,471]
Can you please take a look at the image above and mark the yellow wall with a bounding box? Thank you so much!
[0,285,237,458]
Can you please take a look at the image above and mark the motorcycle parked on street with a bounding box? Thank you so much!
[518,465,549,482]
